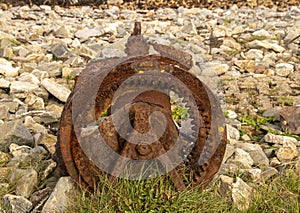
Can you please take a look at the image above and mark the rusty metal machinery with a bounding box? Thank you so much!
[54,22,227,191]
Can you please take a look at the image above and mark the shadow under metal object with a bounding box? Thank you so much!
[54,22,227,192]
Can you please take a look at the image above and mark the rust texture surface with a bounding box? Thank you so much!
[54,22,227,191]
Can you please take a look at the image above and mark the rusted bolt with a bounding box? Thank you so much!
[54,22,227,192]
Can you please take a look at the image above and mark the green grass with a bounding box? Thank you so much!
[171,106,188,121]
[238,114,277,130]
[67,169,300,212]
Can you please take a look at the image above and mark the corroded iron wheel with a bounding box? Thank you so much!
[54,22,227,192]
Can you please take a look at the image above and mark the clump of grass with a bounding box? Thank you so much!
[238,114,276,130]
[251,35,268,41]
[276,95,294,106]
[67,169,300,212]
[249,170,300,212]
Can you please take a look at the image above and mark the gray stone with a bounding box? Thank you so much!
[54,26,71,38]
[233,148,254,168]
[218,176,253,212]
[284,20,300,43]
[2,194,33,213]
[218,163,240,176]
[0,120,34,152]
[232,177,253,211]
[78,46,97,59]
[261,167,278,180]
[243,168,262,183]
[7,146,49,168]
[280,106,300,134]
[42,177,79,213]
[225,110,238,119]
[0,47,14,59]
[275,63,294,77]
[33,87,49,101]
[222,144,235,164]
[218,175,234,197]
[199,61,229,76]
[9,168,38,198]
[18,73,40,85]
[39,134,57,155]
[0,78,11,88]
[264,133,298,145]
[24,116,47,134]
[226,124,240,142]
[235,142,269,166]
[0,103,9,120]
[252,29,271,37]
[24,94,45,110]
[0,58,20,77]
[41,78,71,102]
[30,187,52,212]
[245,49,264,60]
[10,81,39,94]
[262,107,281,120]
[248,40,285,52]
[276,141,298,162]
[107,0,123,4]
[50,43,73,60]
[75,27,104,40]
[241,134,251,141]
[37,62,62,78]
[101,47,127,58]
[9,143,31,158]
[221,37,241,51]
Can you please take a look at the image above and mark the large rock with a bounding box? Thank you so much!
[41,78,71,102]
[0,58,20,77]
[276,141,298,162]
[247,39,285,52]
[9,168,38,198]
[0,120,34,152]
[2,194,33,213]
[0,103,9,120]
[264,133,298,145]
[275,63,294,77]
[235,142,269,166]
[218,176,253,211]
[10,81,39,94]
[42,176,79,213]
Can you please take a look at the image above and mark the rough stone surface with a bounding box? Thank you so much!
[42,176,79,213]
[0,120,34,152]
[9,168,38,198]
[232,177,253,211]
[2,194,33,213]
[41,78,71,102]
[264,133,298,145]
[235,142,269,167]
[276,141,299,161]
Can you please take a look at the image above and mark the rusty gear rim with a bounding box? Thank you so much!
[54,22,227,191]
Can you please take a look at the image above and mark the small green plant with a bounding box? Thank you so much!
[7,38,21,46]
[251,35,268,41]
[238,114,276,130]
[276,95,294,106]
[223,19,233,24]
[225,49,240,56]
[223,110,229,118]
[172,106,188,121]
